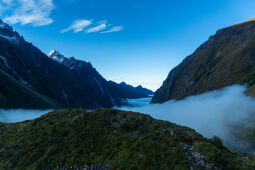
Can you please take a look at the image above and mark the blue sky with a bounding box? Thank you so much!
[0,0,255,91]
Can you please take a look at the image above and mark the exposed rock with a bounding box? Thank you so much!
[183,144,216,170]
[152,20,255,103]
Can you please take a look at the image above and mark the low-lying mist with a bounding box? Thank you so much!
[0,109,52,123]
[1,85,255,153]
[116,85,255,153]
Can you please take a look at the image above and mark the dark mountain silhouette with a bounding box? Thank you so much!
[0,19,152,109]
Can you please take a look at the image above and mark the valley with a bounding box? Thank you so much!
[0,2,255,169]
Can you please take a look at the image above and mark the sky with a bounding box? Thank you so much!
[0,0,255,91]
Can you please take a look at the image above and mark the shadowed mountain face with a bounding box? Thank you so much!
[107,81,154,99]
[0,20,125,109]
[0,109,254,169]
[152,19,255,103]
[0,19,153,109]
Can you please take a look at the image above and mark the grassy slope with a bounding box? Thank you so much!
[0,70,63,109]
[0,109,254,169]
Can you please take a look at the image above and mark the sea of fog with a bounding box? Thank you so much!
[1,85,255,153]
[116,85,255,153]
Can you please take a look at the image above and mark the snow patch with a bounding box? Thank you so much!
[19,78,29,86]
[48,50,65,63]
[94,78,106,96]
[0,23,8,29]
[0,55,10,69]
[0,34,17,43]
[62,90,69,104]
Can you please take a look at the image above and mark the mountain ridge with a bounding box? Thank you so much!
[0,18,153,109]
[48,50,154,99]
[152,19,255,103]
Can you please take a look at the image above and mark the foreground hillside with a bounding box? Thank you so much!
[0,109,254,169]
[152,19,255,103]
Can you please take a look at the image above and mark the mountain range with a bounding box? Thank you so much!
[152,18,255,103]
[2,17,255,169]
[0,19,153,109]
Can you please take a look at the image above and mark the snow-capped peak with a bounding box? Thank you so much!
[48,50,66,63]
[48,49,61,57]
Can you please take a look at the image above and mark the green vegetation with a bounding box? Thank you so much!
[0,70,63,109]
[0,109,254,169]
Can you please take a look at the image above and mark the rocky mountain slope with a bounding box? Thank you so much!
[48,50,153,101]
[0,19,152,109]
[0,109,254,169]
[152,19,255,103]
[0,20,64,109]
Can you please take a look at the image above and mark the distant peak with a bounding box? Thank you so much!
[48,49,60,56]
[120,81,127,85]
[48,49,66,63]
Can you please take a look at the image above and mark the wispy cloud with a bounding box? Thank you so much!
[101,26,123,33]
[62,19,123,34]
[85,20,107,33]
[61,19,92,33]
[1,0,55,27]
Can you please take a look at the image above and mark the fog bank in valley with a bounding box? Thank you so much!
[116,85,255,153]
[1,85,255,153]
[0,109,52,123]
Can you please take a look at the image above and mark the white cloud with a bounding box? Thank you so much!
[62,19,123,34]
[1,0,55,26]
[116,85,255,153]
[61,19,92,33]
[85,20,107,33]
[101,26,123,33]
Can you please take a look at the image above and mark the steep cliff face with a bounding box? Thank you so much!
[47,50,128,108]
[152,20,255,103]
[48,50,154,107]
[0,109,254,169]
